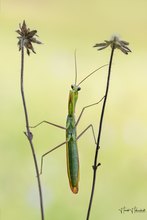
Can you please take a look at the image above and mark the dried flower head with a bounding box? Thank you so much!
[16,20,42,55]
[94,35,131,55]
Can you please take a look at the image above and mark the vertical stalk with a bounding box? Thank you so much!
[86,45,115,220]
[20,46,44,220]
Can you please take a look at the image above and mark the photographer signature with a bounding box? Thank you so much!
[119,206,146,214]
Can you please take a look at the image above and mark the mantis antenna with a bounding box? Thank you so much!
[74,49,78,86]
[73,50,108,87]
[77,64,108,87]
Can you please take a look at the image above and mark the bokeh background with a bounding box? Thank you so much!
[0,0,147,220]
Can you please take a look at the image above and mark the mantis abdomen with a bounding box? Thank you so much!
[66,108,79,194]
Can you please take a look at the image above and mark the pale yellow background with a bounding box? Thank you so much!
[0,1,147,220]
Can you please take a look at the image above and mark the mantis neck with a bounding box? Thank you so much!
[68,90,78,116]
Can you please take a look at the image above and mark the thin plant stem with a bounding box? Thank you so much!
[86,45,115,220]
[20,45,45,220]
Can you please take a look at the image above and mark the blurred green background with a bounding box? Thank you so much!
[0,0,147,220]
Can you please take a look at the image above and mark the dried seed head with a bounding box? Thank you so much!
[16,20,42,55]
[94,35,131,55]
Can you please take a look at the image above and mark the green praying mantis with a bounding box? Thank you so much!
[31,54,107,194]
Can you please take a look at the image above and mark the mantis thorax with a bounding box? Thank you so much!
[68,84,81,116]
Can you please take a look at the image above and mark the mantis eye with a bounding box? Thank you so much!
[71,84,74,89]
[77,87,81,91]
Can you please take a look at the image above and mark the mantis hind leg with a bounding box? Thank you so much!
[77,124,97,145]
[40,124,97,175]
[40,140,67,175]
[30,121,66,174]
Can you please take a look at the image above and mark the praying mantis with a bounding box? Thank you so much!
[31,54,107,194]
